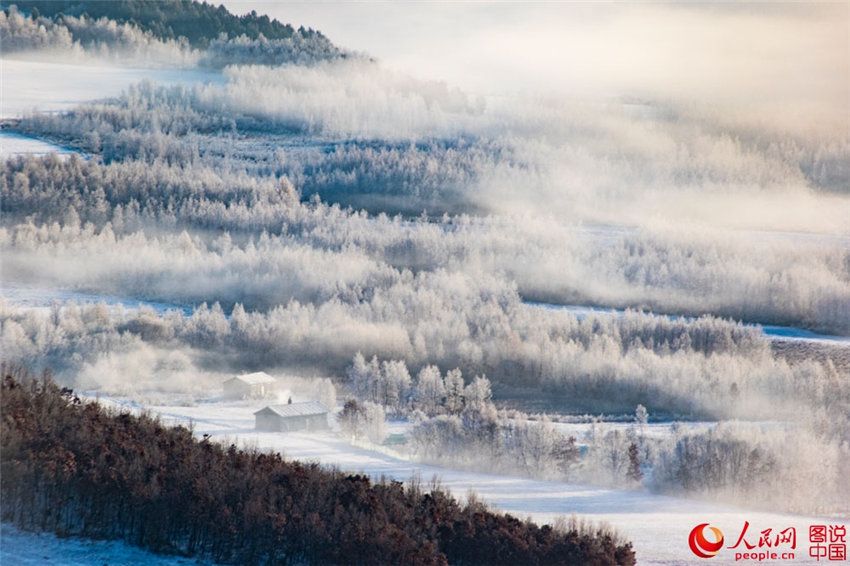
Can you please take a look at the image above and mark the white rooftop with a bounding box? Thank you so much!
[255,402,328,418]
[227,372,276,385]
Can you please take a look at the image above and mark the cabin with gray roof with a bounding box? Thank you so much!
[254,401,329,432]
[223,372,277,399]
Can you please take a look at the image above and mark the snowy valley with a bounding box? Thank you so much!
[1,1,849,565]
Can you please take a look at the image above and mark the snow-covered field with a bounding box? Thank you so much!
[0,283,195,317]
[1,58,222,119]
[79,394,844,566]
[0,131,84,158]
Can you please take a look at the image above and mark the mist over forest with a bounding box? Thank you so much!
[1,1,849,557]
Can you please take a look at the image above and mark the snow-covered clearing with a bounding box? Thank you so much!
[0,131,84,159]
[0,283,194,317]
[92,395,846,566]
[1,58,222,119]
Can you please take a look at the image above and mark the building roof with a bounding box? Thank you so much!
[255,401,328,418]
[225,372,277,385]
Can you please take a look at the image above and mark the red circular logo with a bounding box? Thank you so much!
[689,523,724,558]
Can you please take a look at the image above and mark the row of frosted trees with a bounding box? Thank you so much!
[343,353,850,513]
[3,151,847,338]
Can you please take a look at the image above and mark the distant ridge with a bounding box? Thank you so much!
[3,0,326,48]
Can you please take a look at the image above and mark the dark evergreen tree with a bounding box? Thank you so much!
[627,442,643,484]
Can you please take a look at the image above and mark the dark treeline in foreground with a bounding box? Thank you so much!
[0,369,636,566]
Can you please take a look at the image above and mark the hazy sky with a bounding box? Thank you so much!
[222,1,849,114]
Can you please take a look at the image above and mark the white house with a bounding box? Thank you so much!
[223,372,277,399]
[254,401,329,432]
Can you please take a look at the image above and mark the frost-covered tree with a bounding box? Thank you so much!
[379,359,411,416]
[635,404,648,427]
[337,399,365,439]
[510,416,565,479]
[346,352,372,401]
[415,364,445,416]
[362,401,387,444]
[199,32,346,68]
[464,375,492,412]
[582,426,632,485]
[443,368,465,415]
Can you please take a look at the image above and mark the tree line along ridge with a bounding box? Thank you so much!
[4,0,324,48]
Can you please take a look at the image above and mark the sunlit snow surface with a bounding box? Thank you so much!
[0,283,195,316]
[1,58,222,162]
[0,131,82,158]
[1,58,222,119]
